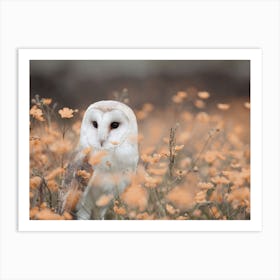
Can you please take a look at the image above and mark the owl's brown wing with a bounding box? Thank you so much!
[58,152,93,216]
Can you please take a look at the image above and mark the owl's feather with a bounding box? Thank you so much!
[63,100,139,220]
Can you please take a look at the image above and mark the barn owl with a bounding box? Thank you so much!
[75,100,139,220]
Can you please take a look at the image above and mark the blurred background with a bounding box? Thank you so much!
[30,60,250,109]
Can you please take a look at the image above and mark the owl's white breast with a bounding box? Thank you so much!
[89,141,138,193]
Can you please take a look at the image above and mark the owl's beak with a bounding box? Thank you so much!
[100,140,105,147]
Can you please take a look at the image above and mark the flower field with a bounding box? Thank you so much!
[29,89,250,220]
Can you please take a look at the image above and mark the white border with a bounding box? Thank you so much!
[18,49,262,232]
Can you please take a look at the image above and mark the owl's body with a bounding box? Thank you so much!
[75,100,138,220]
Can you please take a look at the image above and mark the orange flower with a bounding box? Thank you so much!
[227,187,250,209]
[231,163,241,169]
[244,102,250,109]
[204,151,217,163]
[198,182,214,190]
[175,169,187,177]
[147,167,167,176]
[77,169,91,180]
[96,194,113,207]
[136,110,148,120]
[167,186,195,210]
[144,175,162,188]
[179,157,191,168]
[196,112,210,122]
[64,190,82,211]
[62,211,73,220]
[58,107,78,118]
[210,206,221,218]
[122,183,148,211]
[35,208,63,220]
[30,176,42,190]
[174,144,184,152]
[195,190,207,203]
[178,132,190,143]
[45,167,65,181]
[177,91,187,99]
[176,216,188,220]
[198,91,210,99]
[49,139,73,155]
[193,209,202,217]
[142,103,154,113]
[88,150,107,165]
[141,153,161,164]
[72,121,81,134]
[136,212,154,220]
[211,176,230,185]
[166,204,178,215]
[30,105,45,121]
[172,91,187,103]
[89,150,107,166]
[113,205,126,215]
[82,147,92,156]
[181,111,194,122]
[47,180,58,192]
[42,98,52,105]
[194,99,205,109]
[217,103,230,110]
[30,207,39,219]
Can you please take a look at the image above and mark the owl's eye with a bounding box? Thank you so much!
[110,122,120,129]
[92,121,98,128]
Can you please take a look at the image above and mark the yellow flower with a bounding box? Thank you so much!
[58,107,78,118]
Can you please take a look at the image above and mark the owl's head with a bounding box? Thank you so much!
[80,100,138,150]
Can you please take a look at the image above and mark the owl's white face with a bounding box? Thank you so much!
[80,100,138,151]
[82,108,130,149]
